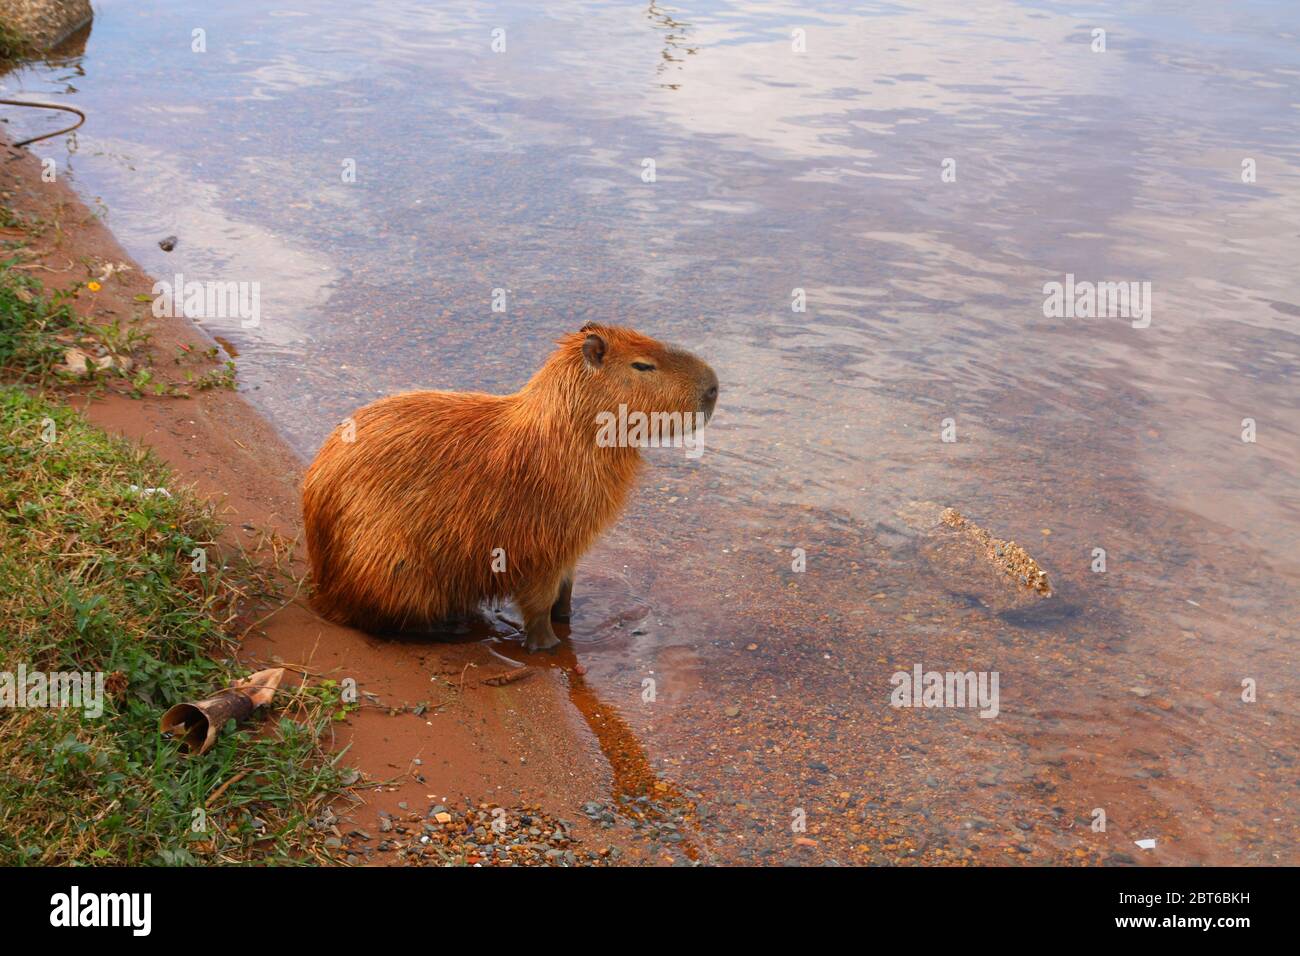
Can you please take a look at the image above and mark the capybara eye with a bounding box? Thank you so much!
[631,362,656,372]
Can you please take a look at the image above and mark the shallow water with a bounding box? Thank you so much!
[6,0,1298,863]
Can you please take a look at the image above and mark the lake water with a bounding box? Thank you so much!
[6,0,1298,864]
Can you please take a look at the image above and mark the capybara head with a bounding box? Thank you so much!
[565,323,718,437]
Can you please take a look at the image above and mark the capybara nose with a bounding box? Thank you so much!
[700,377,719,421]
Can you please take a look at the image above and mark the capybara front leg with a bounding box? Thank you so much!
[551,572,574,622]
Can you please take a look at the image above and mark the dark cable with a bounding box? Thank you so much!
[0,98,86,147]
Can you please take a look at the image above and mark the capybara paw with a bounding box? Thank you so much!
[525,627,561,653]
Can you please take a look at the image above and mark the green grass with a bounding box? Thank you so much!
[0,388,346,864]
[1,257,230,397]
[0,228,345,866]
[0,257,88,383]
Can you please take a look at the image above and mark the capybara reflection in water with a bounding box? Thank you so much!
[302,324,719,651]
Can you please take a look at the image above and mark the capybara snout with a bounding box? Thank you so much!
[301,323,716,652]
[699,365,720,421]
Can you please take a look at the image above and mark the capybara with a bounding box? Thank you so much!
[302,323,719,651]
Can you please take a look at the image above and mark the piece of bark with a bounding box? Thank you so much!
[481,667,533,687]
[159,667,285,755]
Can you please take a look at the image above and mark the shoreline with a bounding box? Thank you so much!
[1,133,667,865]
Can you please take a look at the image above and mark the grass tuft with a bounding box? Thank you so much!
[0,388,346,864]
[0,257,88,383]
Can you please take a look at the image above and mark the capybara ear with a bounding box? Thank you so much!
[582,332,607,368]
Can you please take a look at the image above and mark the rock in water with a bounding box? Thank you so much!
[0,0,93,52]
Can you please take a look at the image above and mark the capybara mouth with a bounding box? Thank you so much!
[699,379,719,423]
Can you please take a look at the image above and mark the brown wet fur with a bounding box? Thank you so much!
[302,324,718,651]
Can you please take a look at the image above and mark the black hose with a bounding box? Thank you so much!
[0,98,86,147]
